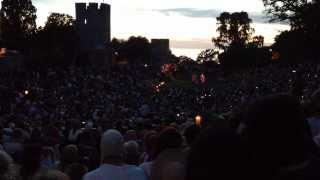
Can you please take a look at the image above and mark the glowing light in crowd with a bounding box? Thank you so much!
[272,51,280,61]
[154,81,166,92]
[24,90,29,95]
[0,48,7,57]
[200,73,206,84]
[195,115,202,126]
[161,64,176,74]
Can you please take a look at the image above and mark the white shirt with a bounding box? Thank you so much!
[139,161,153,178]
[83,164,147,180]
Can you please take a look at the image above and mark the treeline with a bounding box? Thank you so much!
[0,0,154,67]
[197,0,320,69]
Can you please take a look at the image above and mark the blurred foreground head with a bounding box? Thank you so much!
[244,94,314,167]
[0,151,14,180]
[186,127,249,180]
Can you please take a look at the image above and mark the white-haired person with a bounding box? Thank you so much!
[83,129,147,180]
[0,150,16,180]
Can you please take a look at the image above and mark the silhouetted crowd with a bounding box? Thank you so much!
[1,62,320,180]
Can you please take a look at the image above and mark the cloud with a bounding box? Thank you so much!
[154,8,270,24]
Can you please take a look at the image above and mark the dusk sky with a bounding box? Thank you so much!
[19,0,290,58]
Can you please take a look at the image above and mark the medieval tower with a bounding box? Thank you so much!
[75,2,111,64]
[75,2,110,51]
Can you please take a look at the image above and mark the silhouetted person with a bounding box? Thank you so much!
[243,94,320,180]
[56,145,80,172]
[186,127,251,180]
[0,151,15,180]
[124,141,140,165]
[83,129,146,180]
[183,124,201,151]
[20,144,42,180]
[150,127,186,180]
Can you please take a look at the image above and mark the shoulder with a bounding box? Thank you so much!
[124,165,147,180]
[83,168,101,180]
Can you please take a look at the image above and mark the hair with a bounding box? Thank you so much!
[58,145,79,172]
[100,129,124,162]
[154,127,183,157]
[64,163,88,180]
[33,170,69,180]
[20,144,42,180]
[123,140,140,165]
[183,124,201,146]
[0,151,15,180]
[243,94,316,176]
[186,127,250,180]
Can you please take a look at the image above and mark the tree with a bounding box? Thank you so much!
[262,0,308,23]
[196,49,219,63]
[31,13,78,66]
[44,13,74,29]
[125,36,151,63]
[213,12,254,51]
[112,36,151,64]
[264,0,320,62]
[248,36,265,48]
[212,11,265,68]
[0,0,37,50]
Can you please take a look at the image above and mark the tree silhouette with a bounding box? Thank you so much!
[112,36,151,64]
[212,11,265,68]
[264,0,320,62]
[0,0,37,50]
[248,36,265,48]
[262,0,308,25]
[197,49,219,63]
[31,13,78,66]
[213,12,254,51]
[45,13,74,29]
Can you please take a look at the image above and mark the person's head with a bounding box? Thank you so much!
[243,94,314,167]
[33,170,69,180]
[0,151,14,180]
[186,127,250,180]
[100,129,124,163]
[59,145,79,169]
[64,163,88,180]
[304,88,320,116]
[155,127,183,157]
[183,124,201,146]
[20,144,42,176]
[123,140,140,165]
[142,131,158,161]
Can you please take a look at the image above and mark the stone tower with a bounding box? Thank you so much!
[75,2,110,51]
[151,39,171,66]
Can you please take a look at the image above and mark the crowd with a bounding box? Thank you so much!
[1,61,320,180]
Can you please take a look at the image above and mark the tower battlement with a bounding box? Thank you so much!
[75,2,110,51]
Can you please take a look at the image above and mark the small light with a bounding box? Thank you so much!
[195,115,202,126]
[292,70,296,73]
[24,90,29,95]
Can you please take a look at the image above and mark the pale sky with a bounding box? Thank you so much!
[6,0,290,58]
